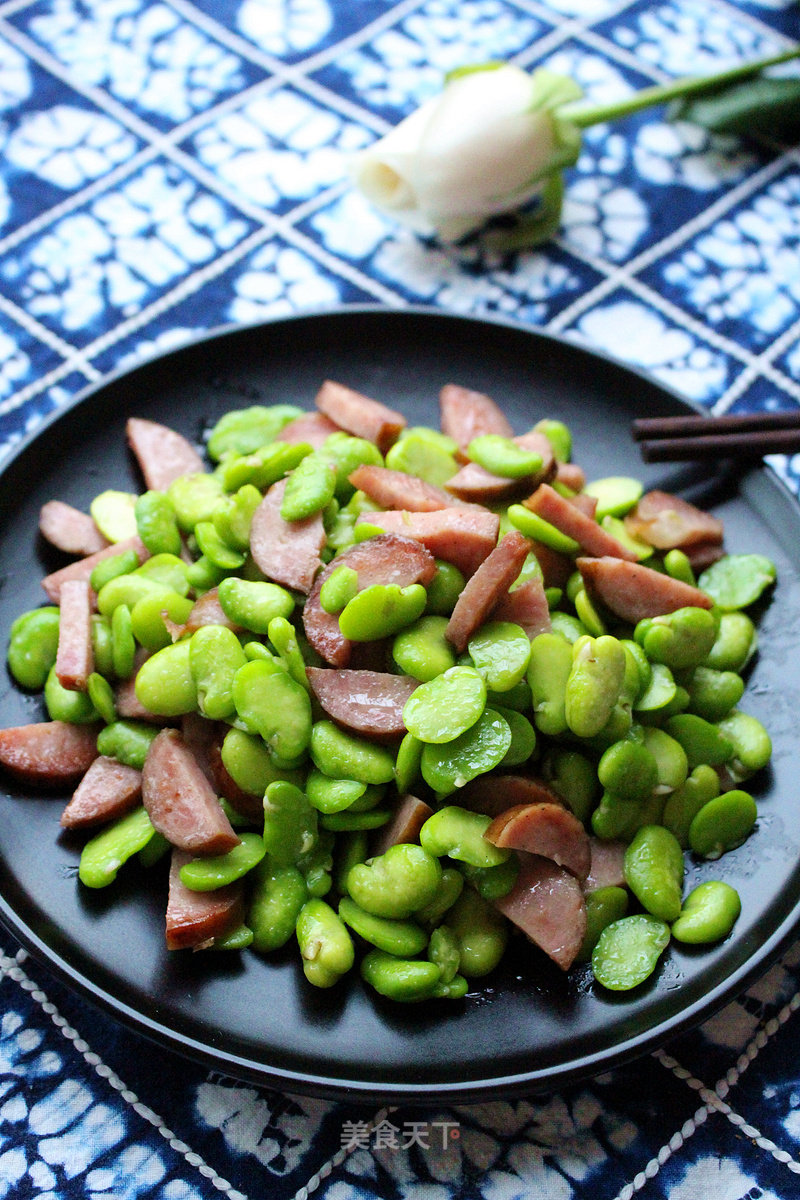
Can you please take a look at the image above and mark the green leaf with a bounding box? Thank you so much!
[669,75,800,140]
[444,61,505,84]
[483,172,566,252]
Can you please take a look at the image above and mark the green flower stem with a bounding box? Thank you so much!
[564,46,800,129]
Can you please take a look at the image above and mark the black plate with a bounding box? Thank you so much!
[1,307,799,1103]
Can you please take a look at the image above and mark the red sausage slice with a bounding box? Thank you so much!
[577,555,714,623]
[361,508,499,578]
[0,721,98,786]
[55,578,94,691]
[39,501,108,557]
[524,484,637,561]
[444,432,555,503]
[306,668,418,739]
[126,418,205,491]
[315,380,406,454]
[439,383,513,459]
[625,490,724,550]
[60,755,142,829]
[349,464,468,512]
[277,411,341,448]
[584,837,627,892]
[42,535,149,604]
[485,802,591,882]
[372,795,434,856]
[455,774,565,818]
[303,534,436,668]
[184,587,241,634]
[555,462,586,492]
[142,729,239,856]
[491,577,552,639]
[445,530,532,652]
[166,849,244,950]
[494,852,587,971]
[249,477,326,594]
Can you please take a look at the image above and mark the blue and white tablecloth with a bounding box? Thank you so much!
[1,1,800,1197]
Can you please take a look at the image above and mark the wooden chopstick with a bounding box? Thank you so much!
[633,410,800,462]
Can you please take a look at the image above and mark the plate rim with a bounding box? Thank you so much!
[0,303,797,1103]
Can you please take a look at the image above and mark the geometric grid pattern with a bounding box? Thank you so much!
[0,2,799,1197]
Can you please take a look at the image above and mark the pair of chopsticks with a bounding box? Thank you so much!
[633,410,800,462]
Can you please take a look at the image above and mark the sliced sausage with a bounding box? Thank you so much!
[439,383,513,460]
[686,539,726,572]
[0,721,98,786]
[494,852,587,971]
[277,411,341,448]
[55,578,94,691]
[371,795,434,857]
[455,774,565,818]
[249,476,326,594]
[555,462,586,492]
[568,492,597,519]
[491,578,552,639]
[306,668,418,739]
[361,508,499,577]
[444,432,555,503]
[166,849,244,950]
[142,728,239,856]
[584,838,626,892]
[349,464,468,512]
[39,501,108,557]
[42,535,149,604]
[624,490,724,550]
[126,417,205,491]
[524,484,636,561]
[577,555,714,623]
[485,802,591,883]
[530,541,573,589]
[185,587,241,635]
[315,380,405,454]
[60,756,142,829]
[303,534,437,668]
[445,530,532,652]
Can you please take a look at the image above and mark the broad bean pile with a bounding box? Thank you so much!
[2,386,776,1003]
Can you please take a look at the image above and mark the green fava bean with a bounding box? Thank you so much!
[446,887,509,978]
[583,476,643,519]
[420,806,512,869]
[427,925,461,983]
[346,843,442,919]
[135,553,190,595]
[179,833,265,891]
[577,886,629,962]
[280,453,337,522]
[663,549,696,587]
[385,432,458,488]
[79,807,155,888]
[248,862,308,952]
[601,516,653,561]
[134,491,182,556]
[44,666,98,724]
[661,763,721,848]
[267,617,309,691]
[206,403,302,460]
[338,583,427,641]
[528,632,573,736]
[90,490,138,542]
[111,603,135,679]
[496,707,536,767]
[403,665,486,743]
[263,781,318,868]
[686,665,744,723]
[167,472,225,531]
[573,587,606,637]
[542,748,598,825]
[592,915,670,991]
[130,591,193,651]
[333,830,370,894]
[306,769,366,814]
[716,710,772,779]
[671,880,742,944]
[634,607,717,671]
[339,897,428,957]
[459,856,520,901]
[190,625,247,721]
[420,708,511,795]
[665,713,734,772]
[296,899,355,988]
[468,621,531,692]
[394,732,423,794]
[392,615,456,682]
[624,825,684,922]
[702,612,757,672]
[565,635,626,739]
[698,554,776,610]
[425,560,466,616]
[220,727,303,795]
[194,520,245,570]
[221,440,310,493]
[310,720,395,785]
[211,923,254,951]
[488,678,532,713]
[97,720,159,770]
[598,739,658,804]
[135,639,197,716]
[688,789,757,859]
[319,566,359,615]
[467,434,543,479]
[186,556,227,592]
[233,659,311,760]
[212,484,262,552]
[507,505,580,554]
[642,726,688,793]
[7,607,60,689]
[217,577,294,634]
[361,950,442,1002]
[90,549,141,593]
[534,418,572,462]
[87,672,116,725]
[97,572,168,617]
[549,612,588,643]
[415,867,464,925]
[319,433,383,498]
[634,662,677,714]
